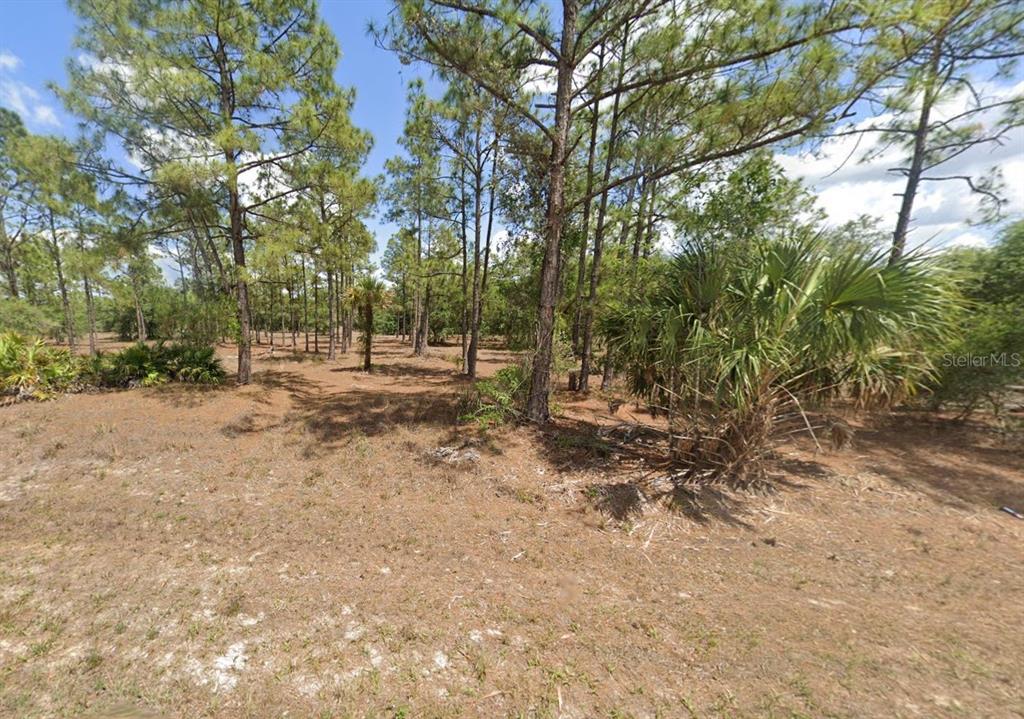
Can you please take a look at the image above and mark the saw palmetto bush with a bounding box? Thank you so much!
[0,333,82,399]
[603,235,957,486]
[104,342,226,386]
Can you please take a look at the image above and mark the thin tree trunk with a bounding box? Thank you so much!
[525,0,578,423]
[289,274,297,348]
[342,270,350,350]
[469,134,499,378]
[363,304,373,371]
[891,38,942,265]
[301,255,309,352]
[77,229,97,355]
[631,175,650,268]
[327,270,336,360]
[579,25,628,392]
[571,44,604,358]
[313,269,320,354]
[46,210,75,351]
[131,274,147,342]
[466,128,485,379]
[460,161,469,370]
[269,278,276,350]
[84,275,96,356]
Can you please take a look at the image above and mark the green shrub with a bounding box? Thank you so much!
[162,344,226,384]
[0,333,82,399]
[460,363,529,427]
[104,342,225,386]
[0,334,224,402]
[0,299,60,337]
[603,235,957,485]
[928,222,1024,417]
[929,302,1024,417]
[105,342,168,387]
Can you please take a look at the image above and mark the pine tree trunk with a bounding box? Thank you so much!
[525,0,578,423]
[466,129,485,379]
[469,135,499,379]
[579,25,628,392]
[313,270,320,354]
[460,162,469,370]
[571,45,604,359]
[84,275,97,356]
[47,210,76,351]
[301,256,309,352]
[418,281,431,354]
[413,210,426,356]
[327,270,336,360]
[363,305,373,372]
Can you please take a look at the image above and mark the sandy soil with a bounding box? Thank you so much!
[1,336,1022,718]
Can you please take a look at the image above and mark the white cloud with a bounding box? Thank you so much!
[0,55,61,128]
[778,81,1024,249]
[31,104,59,126]
[0,51,21,71]
[949,231,988,248]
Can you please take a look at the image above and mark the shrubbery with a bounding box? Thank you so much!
[459,363,530,427]
[928,222,1024,418]
[602,234,956,485]
[0,333,225,402]
[0,334,82,399]
[101,342,226,387]
[0,298,61,338]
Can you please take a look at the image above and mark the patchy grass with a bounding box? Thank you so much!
[0,337,1021,717]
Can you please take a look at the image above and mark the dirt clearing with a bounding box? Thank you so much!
[1,338,1022,718]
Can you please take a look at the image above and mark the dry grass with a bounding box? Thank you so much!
[0,336,1022,718]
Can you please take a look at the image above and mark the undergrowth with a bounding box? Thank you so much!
[459,364,529,427]
[1,333,225,402]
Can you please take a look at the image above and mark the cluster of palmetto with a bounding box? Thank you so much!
[603,234,956,485]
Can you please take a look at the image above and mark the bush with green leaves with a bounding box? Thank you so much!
[0,299,61,338]
[603,234,957,485]
[1,333,225,402]
[930,304,1023,417]
[927,222,1024,417]
[0,333,82,399]
[103,342,226,387]
[460,363,530,427]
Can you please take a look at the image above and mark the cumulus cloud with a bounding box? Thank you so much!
[0,52,61,128]
[778,81,1024,249]
[0,50,21,71]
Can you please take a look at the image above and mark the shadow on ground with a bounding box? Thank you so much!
[852,413,1024,511]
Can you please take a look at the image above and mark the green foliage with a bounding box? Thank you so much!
[0,298,60,337]
[103,342,225,387]
[0,333,224,403]
[930,304,1023,417]
[460,363,529,427]
[929,221,1024,416]
[0,333,81,399]
[604,234,958,484]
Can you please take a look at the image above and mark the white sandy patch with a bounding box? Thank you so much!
[343,622,365,642]
[237,612,264,627]
[188,641,248,692]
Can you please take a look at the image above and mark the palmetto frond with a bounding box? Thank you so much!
[604,234,960,484]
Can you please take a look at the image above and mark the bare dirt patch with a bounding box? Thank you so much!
[1,337,1022,718]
